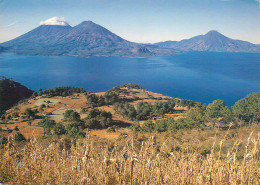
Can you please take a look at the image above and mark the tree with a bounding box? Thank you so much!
[103,91,119,105]
[32,92,38,98]
[12,112,19,118]
[28,121,32,126]
[232,93,260,126]
[14,126,19,131]
[185,104,206,129]
[114,102,136,120]
[152,101,175,117]
[0,137,7,145]
[205,100,231,127]
[86,94,99,107]
[136,102,152,120]
[39,88,43,96]
[54,123,66,135]
[64,110,80,121]
[65,124,85,138]
[13,132,25,142]
[38,118,56,135]
[154,119,168,132]
[25,108,36,119]
[142,120,155,132]
[7,115,11,120]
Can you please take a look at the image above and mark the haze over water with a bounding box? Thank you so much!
[0,52,259,106]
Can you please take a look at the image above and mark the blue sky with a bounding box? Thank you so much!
[0,0,260,44]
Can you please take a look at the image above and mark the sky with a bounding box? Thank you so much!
[0,0,260,44]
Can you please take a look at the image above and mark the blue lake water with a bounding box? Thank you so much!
[0,52,259,106]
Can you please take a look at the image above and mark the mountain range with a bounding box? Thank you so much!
[1,21,260,57]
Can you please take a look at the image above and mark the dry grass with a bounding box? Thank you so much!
[19,126,45,139]
[0,131,259,184]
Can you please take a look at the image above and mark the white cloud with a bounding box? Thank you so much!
[40,17,69,26]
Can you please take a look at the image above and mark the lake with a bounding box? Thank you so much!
[0,52,259,106]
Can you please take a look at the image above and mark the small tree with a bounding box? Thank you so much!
[13,132,25,142]
[38,118,56,136]
[54,123,66,135]
[86,94,99,107]
[32,92,38,98]
[142,120,155,132]
[232,93,260,126]
[64,110,80,121]
[28,121,32,126]
[25,108,36,119]
[0,137,7,145]
[14,126,19,131]
[205,100,231,127]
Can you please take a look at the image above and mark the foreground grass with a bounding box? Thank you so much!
[0,130,259,185]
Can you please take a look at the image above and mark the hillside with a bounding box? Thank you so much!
[0,84,187,139]
[0,77,34,111]
[0,82,259,184]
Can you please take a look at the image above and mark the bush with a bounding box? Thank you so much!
[12,112,19,118]
[114,102,136,120]
[38,118,56,129]
[65,124,85,138]
[177,99,195,109]
[54,123,66,135]
[14,126,19,131]
[152,101,175,117]
[131,123,142,132]
[64,110,80,121]
[84,109,113,129]
[232,93,260,124]
[106,127,116,133]
[42,87,85,97]
[13,132,25,142]
[103,91,119,105]
[86,94,100,107]
[142,120,155,132]
[0,137,7,145]
[24,108,36,119]
[136,102,152,120]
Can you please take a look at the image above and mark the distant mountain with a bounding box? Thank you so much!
[0,77,34,111]
[1,22,259,57]
[1,21,161,57]
[155,31,260,53]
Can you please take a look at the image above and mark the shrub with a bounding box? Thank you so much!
[114,102,137,120]
[232,93,260,125]
[38,118,56,129]
[12,112,19,118]
[152,101,175,117]
[42,87,85,97]
[0,137,7,145]
[136,102,152,120]
[131,123,142,132]
[86,94,100,107]
[84,109,113,129]
[142,120,155,132]
[106,127,116,133]
[54,123,66,135]
[64,110,80,121]
[24,108,36,119]
[103,91,119,105]
[65,124,85,138]
[14,126,19,131]
[13,132,25,142]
